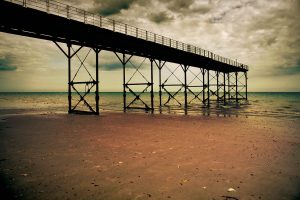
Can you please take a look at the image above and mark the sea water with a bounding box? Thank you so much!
[0,92,299,118]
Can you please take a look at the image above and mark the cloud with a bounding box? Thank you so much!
[0,55,17,71]
[101,62,123,71]
[208,0,255,23]
[274,60,300,76]
[149,11,174,24]
[164,0,195,14]
[1,0,300,91]
[92,0,136,16]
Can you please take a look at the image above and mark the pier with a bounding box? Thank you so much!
[0,0,249,115]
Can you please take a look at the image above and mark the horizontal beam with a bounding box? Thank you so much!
[70,81,97,85]
[125,83,151,86]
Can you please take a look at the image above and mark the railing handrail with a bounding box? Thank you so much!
[5,0,248,71]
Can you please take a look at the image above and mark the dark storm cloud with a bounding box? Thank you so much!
[164,0,194,13]
[275,60,300,76]
[0,55,17,71]
[100,61,142,71]
[149,12,174,24]
[101,62,123,71]
[159,0,213,15]
[92,0,136,16]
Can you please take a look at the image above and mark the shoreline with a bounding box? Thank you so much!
[0,107,299,121]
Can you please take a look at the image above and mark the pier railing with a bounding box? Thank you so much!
[5,0,248,71]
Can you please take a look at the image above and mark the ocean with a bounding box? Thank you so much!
[0,92,299,118]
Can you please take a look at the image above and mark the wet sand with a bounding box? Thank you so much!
[0,111,300,200]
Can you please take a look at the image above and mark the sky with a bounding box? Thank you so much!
[0,0,300,92]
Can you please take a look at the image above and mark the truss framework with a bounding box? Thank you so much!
[55,45,248,114]
[115,53,154,111]
[225,71,247,103]
[55,42,100,115]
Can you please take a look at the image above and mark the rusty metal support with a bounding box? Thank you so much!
[115,53,153,111]
[184,65,188,109]
[67,43,71,113]
[235,71,238,102]
[223,72,226,104]
[227,73,230,101]
[122,54,126,111]
[54,41,99,115]
[161,63,184,106]
[154,60,166,108]
[217,71,219,102]
[245,72,248,100]
[202,69,205,104]
[94,48,100,114]
[207,69,210,106]
[150,58,154,111]
[114,53,134,111]
[158,61,162,107]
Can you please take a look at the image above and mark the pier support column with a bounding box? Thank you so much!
[227,73,230,101]
[202,69,206,105]
[235,71,238,103]
[122,54,126,112]
[216,71,219,102]
[207,70,210,106]
[150,58,154,112]
[114,53,133,111]
[245,72,248,101]
[158,61,162,108]
[160,63,184,107]
[94,48,101,115]
[115,53,154,111]
[54,42,100,115]
[154,60,166,108]
[67,43,72,113]
[223,72,226,104]
[183,65,189,109]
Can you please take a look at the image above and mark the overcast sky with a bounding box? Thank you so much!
[0,0,299,92]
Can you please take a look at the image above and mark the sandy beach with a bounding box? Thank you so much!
[0,111,300,200]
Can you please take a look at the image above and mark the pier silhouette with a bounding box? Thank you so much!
[0,0,248,115]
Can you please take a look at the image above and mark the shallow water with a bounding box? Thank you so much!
[0,92,299,118]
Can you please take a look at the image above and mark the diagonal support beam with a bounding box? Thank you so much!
[115,53,153,111]
[54,42,100,115]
